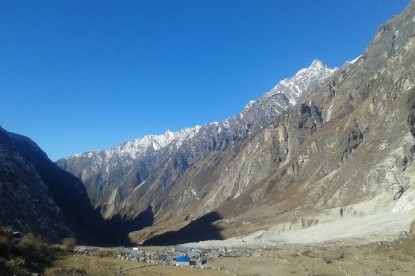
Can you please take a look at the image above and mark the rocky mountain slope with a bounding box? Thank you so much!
[58,1,415,244]
[57,60,336,223]
[0,127,72,241]
[0,126,111,243]
[202,0,415,240]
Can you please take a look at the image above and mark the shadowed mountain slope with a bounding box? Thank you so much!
[0,127,154,244]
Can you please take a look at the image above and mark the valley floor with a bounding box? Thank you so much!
[41,206,415,275]
[45,238,415,276]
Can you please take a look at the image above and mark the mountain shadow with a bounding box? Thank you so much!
[4,130,154,246]
[103,206,154,246]
[142,212,223,246]
[6,131,106,243]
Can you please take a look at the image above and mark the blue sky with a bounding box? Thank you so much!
[0,0,410,160]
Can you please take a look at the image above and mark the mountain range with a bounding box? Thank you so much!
[57,58,336,220]
[1,0,415,245]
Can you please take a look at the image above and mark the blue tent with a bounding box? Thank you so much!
[175,255,191,263]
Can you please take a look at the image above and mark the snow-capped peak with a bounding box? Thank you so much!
[310,59,325,69]
[164,129,174,138]
[112,126,202,159]
[241,60,337,116]
[67,59,337,164]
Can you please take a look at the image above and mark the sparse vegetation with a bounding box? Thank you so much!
[14,233,49,258]
[0,230,58,275]
[61,237,76,251]
[44,233,415,275]
[97,248,116,258]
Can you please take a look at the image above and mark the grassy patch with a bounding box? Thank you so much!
[0,229,78,275]
[97,249,117,258]
[61,238,76,251]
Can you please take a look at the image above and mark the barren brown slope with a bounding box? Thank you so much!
[130,0,415,243]
[212,0,415,238]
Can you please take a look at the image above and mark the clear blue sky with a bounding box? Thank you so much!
[0,0,410,161]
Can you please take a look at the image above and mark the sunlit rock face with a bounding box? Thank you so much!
[57,60,335,221]
[59,1,415,243]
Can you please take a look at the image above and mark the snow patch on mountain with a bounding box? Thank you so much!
[70,126,202,161]
[240,60,337,122]
[65,60,337,173]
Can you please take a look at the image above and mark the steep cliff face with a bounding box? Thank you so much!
[57,60,336,221]
[207,0,415,237]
